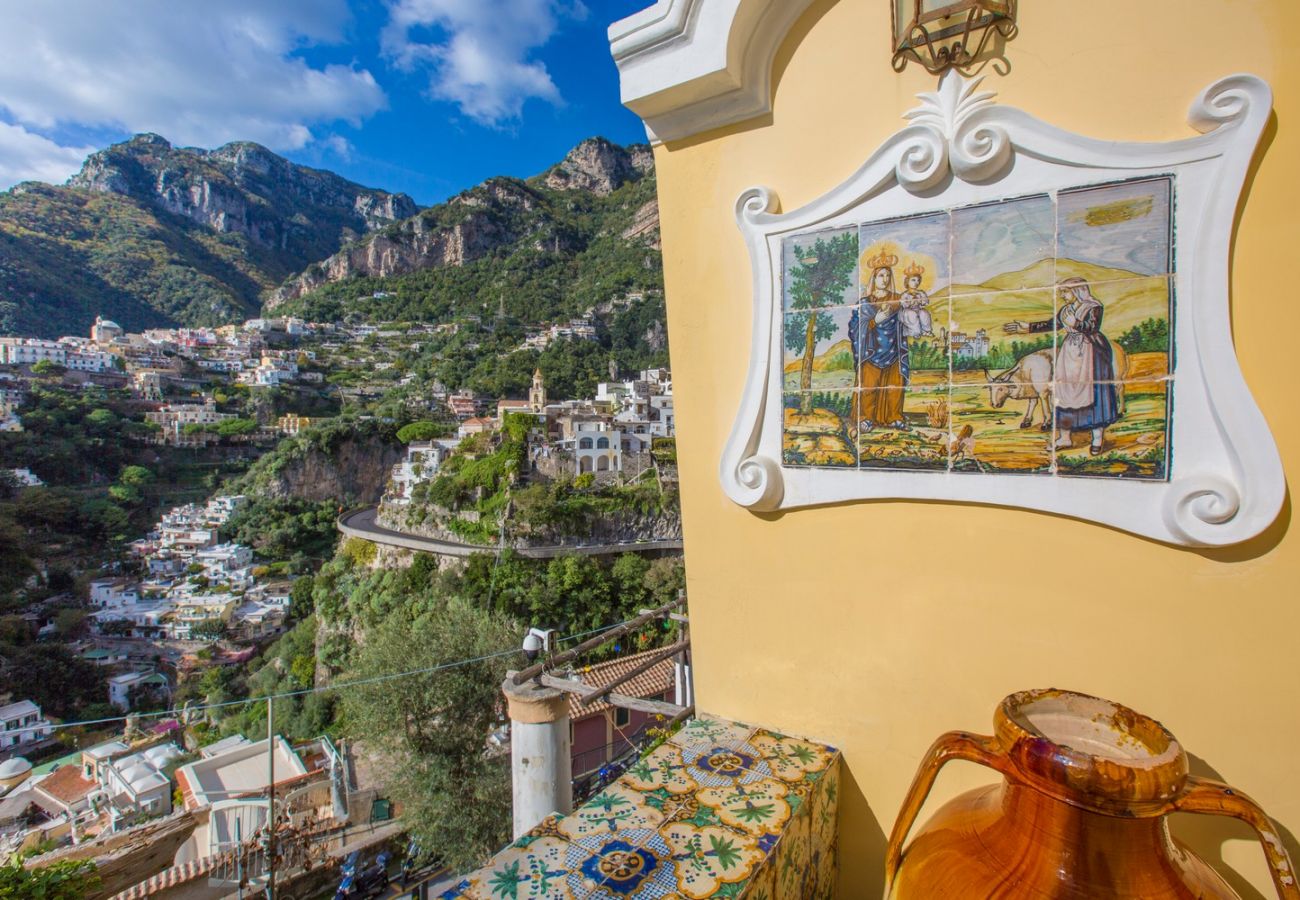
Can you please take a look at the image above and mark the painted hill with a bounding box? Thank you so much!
[935,258,1170,340]
[0,134,416,337]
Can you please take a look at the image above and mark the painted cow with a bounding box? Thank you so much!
[986,343,1128,430]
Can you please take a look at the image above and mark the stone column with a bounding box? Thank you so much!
[502,677,572,839]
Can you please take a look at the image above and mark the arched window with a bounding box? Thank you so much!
[579,437,594,450]
[596,437,610,449]
[596,456,610,472]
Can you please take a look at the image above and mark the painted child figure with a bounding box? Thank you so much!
[899,262,935,338]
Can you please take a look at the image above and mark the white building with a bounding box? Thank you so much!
[89,577,141,609]
[91,317,125,345]
[99,743,183,822]
[0,338,65,367]
[174,736,308,810]
[573,422,624,474]
[0,700,52,750]
[107,671,169,711]
[387,439,460,504]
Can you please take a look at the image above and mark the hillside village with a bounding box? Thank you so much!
[0,300,679,888]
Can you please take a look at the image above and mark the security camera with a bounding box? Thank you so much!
[522,627,556,662]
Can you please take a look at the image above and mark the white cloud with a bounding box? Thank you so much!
[0,122,96,187]
[383,0,585,126]
[0,0,386,168]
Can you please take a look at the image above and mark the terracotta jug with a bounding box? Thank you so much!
[885,689,1299,899]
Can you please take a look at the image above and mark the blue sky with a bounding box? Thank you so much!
[0,0,650,204]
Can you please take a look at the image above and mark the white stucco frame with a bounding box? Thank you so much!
[720,72,1283,547]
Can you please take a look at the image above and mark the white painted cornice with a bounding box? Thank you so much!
[608,0,815,144]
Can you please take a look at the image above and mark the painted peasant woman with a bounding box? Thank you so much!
[849,251,909,434]
[1005,276,1120,454]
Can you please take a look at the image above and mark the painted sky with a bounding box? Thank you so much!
[1058,177,1173,276]
[860,211,950,291]
[0,0,650,204]
[951,193,1055,287]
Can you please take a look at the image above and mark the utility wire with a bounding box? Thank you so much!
[12,615,652,739]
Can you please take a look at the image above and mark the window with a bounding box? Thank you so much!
[596,437,610,449]
[614,707,630,728]
[579,437,594,449]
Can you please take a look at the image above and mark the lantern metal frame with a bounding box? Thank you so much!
[892,0,1017,73]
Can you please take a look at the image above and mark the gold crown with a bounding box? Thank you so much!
[866,250,898,270]
[903,260,925,278]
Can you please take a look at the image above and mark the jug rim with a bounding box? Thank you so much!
[994,688,1190,814]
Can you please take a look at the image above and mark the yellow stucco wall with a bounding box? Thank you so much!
[652,1,1300,896]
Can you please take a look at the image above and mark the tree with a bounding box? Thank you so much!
[0,858,100,899]
[397,420,452,443]
[289,575,315,621]
[190,618,225,640]
[785,232,858,412]
[118,465,155,487]
[30,358,63,376]
[341,599,517,872]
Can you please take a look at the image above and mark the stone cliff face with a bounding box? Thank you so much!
[68,134,417,265]
[544,137,653,196]
[267,138,657,308]
[259,434,403,507]
[269,179,537,305]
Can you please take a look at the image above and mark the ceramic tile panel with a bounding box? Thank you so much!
[774,176,1177,485]
[783,306,856,393]
[781,227,859,313]
[448,715,840,900]
[1057,177,1173,279]
[949,382,1053,474]
[1062,275,1174,382]
[1055,381,1171,480]
[949,289,1055,378]
[781,392,857,468]
[951,193,1055,294]
[855,385,950,471]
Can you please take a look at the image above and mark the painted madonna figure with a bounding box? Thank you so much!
[849,252,909,435]
[1004,277,1122,455]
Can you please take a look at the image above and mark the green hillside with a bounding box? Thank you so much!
[0,134,415,337]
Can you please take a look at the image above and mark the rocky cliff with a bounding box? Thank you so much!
[267,137,658,311]
[69,134,416,265]
[0,134,415,337]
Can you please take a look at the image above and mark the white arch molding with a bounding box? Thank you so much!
[608,0,816,143]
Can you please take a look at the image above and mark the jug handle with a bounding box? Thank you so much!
[1170,775,1299,900]
[884,731,1007,892]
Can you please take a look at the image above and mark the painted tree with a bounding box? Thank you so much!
[784,232,859,413]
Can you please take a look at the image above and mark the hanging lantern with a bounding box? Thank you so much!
[892,0,1017,73]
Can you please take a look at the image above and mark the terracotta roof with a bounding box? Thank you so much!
[35,765,95,808]
[567,647,677,719]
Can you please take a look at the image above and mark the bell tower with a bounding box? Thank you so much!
[529,368,547,412]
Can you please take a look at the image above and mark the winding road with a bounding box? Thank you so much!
[337,507,683,559]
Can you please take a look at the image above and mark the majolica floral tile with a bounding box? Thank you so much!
[559,783,666,839]
[661,823,765,899]
[695,776,793,837]
[769,798,813,899]
[445,835,594,900]
[623,743,699,796]
[447,715,840,900]
[748,731,835,783]
[571,828,680,898]
[668,716,755,752]
[679,744,774,789]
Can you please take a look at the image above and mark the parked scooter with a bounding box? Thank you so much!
[334,851,391,899]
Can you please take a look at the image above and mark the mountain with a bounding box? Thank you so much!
[0,134,416,337]
[266,137,662,327]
